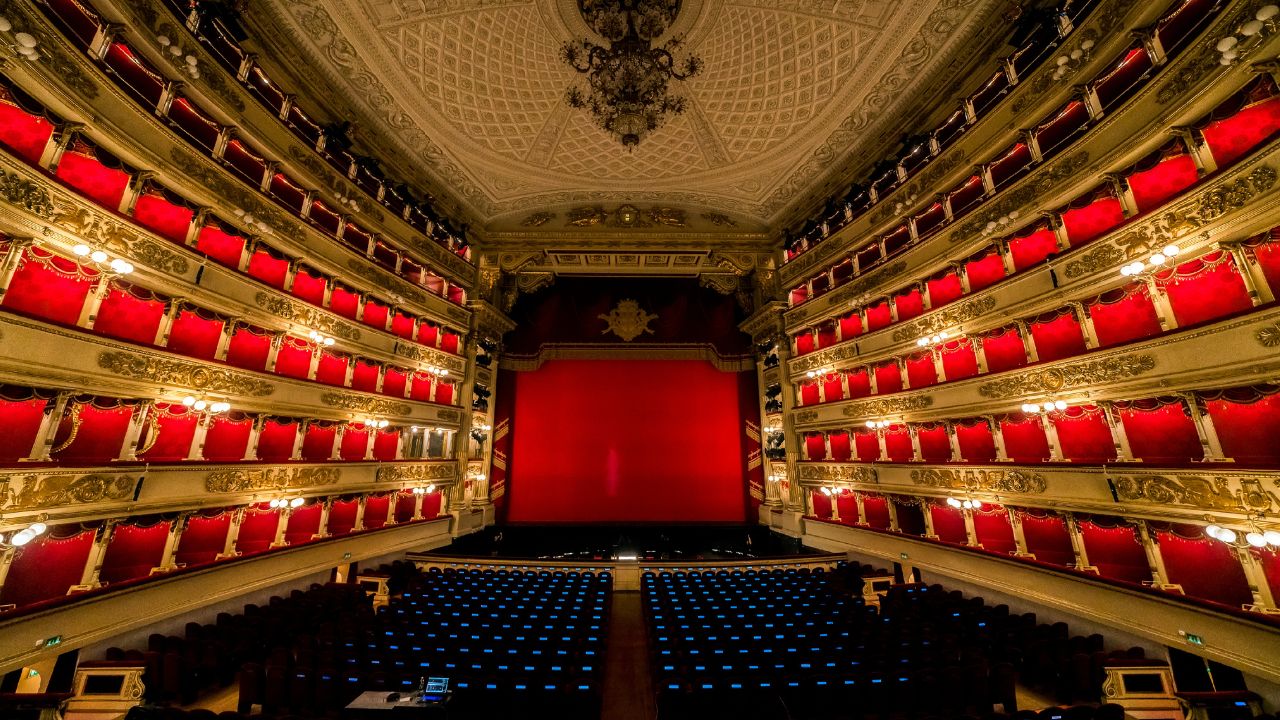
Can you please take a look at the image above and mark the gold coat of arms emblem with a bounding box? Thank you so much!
[598,299,658,342]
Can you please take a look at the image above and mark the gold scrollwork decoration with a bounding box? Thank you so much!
[52,207,191,274]
[599,299,658,342]
[910,467,1048,494]
[98,351,275,396]
[0,170,57,217]
[205,466,341,493]
[320,392,412,416]
[376,463,458,484]
[394,343,466,373]
[254,293,361,341]
[977,354,1155,398]
[840,394,934,418]
[792,343,859,374]
[890,296,997,343]
[1255,320,1280,347]
[795,409,819,423]
[1112,474,1279,514]
[797,464,878,484]
[0,472,136,511]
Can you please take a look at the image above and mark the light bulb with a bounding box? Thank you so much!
[119,262,134,274]
[1120,266,1134,277]
[182,396,196,406]
[12,529,34,546]
[28,522,46,535]
[1054,400,1067,411]
[1206,524,1222,539]
[820,487,832,496]
[939,331,950,340]
[1259,4,1279,21]
[1264,530,1280,546]
[440,370,449,376]
[73,244,91,256]
[970,500,982,510]
[90,250,108,263]
[962,500,974,509]
[426,484,435,493]
[269,499,280,508]
[324,337,335,346]
[1162,245,1179,257]
[1021,403,1036,413]
[1218,528,1237,543]
[193,400,207,411]
[866,421,876,428]
[14,32,36,48]
[1043,402,1055,412]
[917,338,928,347]
[1216,36,1239,52]
[947,497,962,508]
[1246,532,1267,548]
[1149,253,1166,266]
[290,497,305,508]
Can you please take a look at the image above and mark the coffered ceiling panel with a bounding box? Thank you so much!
[248,0,1006,232]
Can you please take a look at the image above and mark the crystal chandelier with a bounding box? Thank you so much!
[561,0,702,149]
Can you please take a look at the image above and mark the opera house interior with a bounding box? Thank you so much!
[1,0,1280,718]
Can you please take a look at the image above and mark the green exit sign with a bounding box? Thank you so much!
[43,635,62,648]
[899,552,909,560]
[1185,633,1204,646]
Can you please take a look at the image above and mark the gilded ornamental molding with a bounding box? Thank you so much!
[797,464,878,484]
[839,394,934,418]
[785,261,909,326]
[1112,474,1279,515]
[168,148,304,242]
[890,296,997,343]
[977,353,1155,399]
[205,466,341,493]
[952,151,1091,242]
[97,351,276,397]
[254,293,362,341]
[910,467,1048,495]
[376,463,458,484]
[792,343,860,374]
[320,392,413,416]
[1256,320,1280,347]
[0,472,137,512]
[394,343,467,373]
[795,409,819,423]
[0,0,99,99]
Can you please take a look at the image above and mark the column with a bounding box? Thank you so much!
[1064,514,1096,573]
[1182,392,1227,461]
[922,502,938,539]
[290,420,308,461]
[1225,243,1275,305]
[908,425,923,462]
[330,424,347,461]
[995,238,1016,276]
[270,507,291,549]
[1171,126,1217,176]
[154,513,189,573]
[314,498,333,540]
[343,358,356,388]
[117,400,153,462]
[306,345,322,381]
[153,300,183,347]
[214,320,234,361]
[854,493,868,526]
[1072,303,1100,350]
[1046,212,1071,253]
[364,426,378,461]
[76,277,112,330]
[930,346,947,383]
[384,492,399,526]
[78,521,117,590]
[264,333,284,373]
[0,236,36,304]
[829,493,842,523]
[353,495,368,532]
[43,124,84,173]
[822,433,833,461]
[1040,413,1064,462]
[1008,507,1033,557]
[1105,174,1138,218]
[898,358,911,390]
[26,391,72,461]
[955,262,971,294]
[411,493,425,522]
[1014,320,1039,363]
[1136,520,1173,587]
[118,171,154,216]
[186,413,212,461]
[1101,402,1135,462]
[989,416,1010,462]
[962,508,979,547]
[1236,546,1278,611]
[0,546,16,599]
[216,508,245,560]
[876,426,889,461]
[973,335,989,373]
[946,422,963,462]
[886,498,901,532]
[243,416,265,461]
[1144,277,1179,331]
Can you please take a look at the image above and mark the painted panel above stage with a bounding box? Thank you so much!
[502,278,752,369]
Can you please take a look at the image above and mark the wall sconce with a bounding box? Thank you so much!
[805,366,833,379]
[0,18,41,62]
[865,420,891,429]
[946,497,983,510]
[72,244,134,275]
[268,497,306,509]
[155,34,201,79]
[1021,400,1069,414]
[916,329,955,347]
[411,484,436,495]
[3,521,47,547]
[1216,5,1279,66]
[359,418,390,429]
[983,210,1020,235]
[182,395,230,413]
[308,330,336,346]
[1119,244,1180,278]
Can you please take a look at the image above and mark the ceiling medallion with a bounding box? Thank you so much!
[561,0,703,149]
[565,205,689,228]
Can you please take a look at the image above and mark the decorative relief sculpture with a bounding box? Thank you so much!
[792,344,860,373]
[53,207,190,274]
[840,394,933,417]
[1112,474,1279,514]
[798,464,877,484]
[342,260,431,306]
[794,409,819,423]
[1256,320,1280,347]
[320,392,412,416]
[0,169,57,217]
[254,293,361,341]
[521,211,556,227]
[910,467,1047,494]
[890,296,997,343]
[0,472,136,511]
[376,463,458,484]
[205,466,341,493]
[98,352,276,396]
[168,148,302,241]
[599,299,658,342]
[394,343,466,373]
[952,152,1090,241]
[977,354,1155,398]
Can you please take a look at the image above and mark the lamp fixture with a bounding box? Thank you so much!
[805,366,833,379]
[307,330,336,347]
[0,17,42,62]
[182,395,231,413]
[1216,5,1279,66]
[983,210,1021,235]
[268,497,306,509]
[946,497,983,510]
[411,484,436,495]
[155,33,201,79]
[423,365,449,377]
[1207,518,1280,548]
[72,244,134,275]
[560,0,703,149]
[358,417,391,429]
[1119,245,1181,277]
[231,207,270,233]
[4,521,48,547]
[1021,400,1069,414]
[916,330,955,347]
[1049,38,1095,81]
[865,420,892,429]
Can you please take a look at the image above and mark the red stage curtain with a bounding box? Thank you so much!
[225,326,272,371]
[956,420,997,462]
[1200,88,1280,169]
[974,507,1016,554]
[274,337,314,380]
[0,390,46,462]
[811,491,833,519]
[862,495,891,529]
[441,332,461,354]
[940,339,979,381]
[351,360,380,393]
[340,425,370,460]
[166,307,223,360]
[822,373,844,403]
[804,433,826,461]
[203,414,252,461]
[52,399,133,462]
[391,312,416,340]
[0,526,95,608]
[1019,512,1074,566]
[865,302,892,331]
[1061,194,1125,247]
[382,368,408,398]
[139,404,197,462]
[835,492,858,524]
[1156,527,1252,607]
[884,426,913,463]
[363,495,390,529]
[175,512,230,566]
[327,499,359,535]
[1203,386,1280,463]
[894,499,926,536]
[846,369,871,399]
[905,353,937,389]
[894,289,924,322]
[0,96,55,165]
[964,249,1006,291]
[980,327,1028,373]
[133,191,193,243]
[999,415,1050,463]
[1128,154,1199,212]
[930,504,968,544]
[99,520,170,585]
[3,248,96,325]
[247,247,289,289]
[1009,227,1061,271]
[257,419,297,461]
[409,373,434,403]
[195,223,247,268]
[55,144,130,209]
[301,424,336,461]
[329,286,360,319]
[873,362,902,394]
[1029,309,1086,362]
[917,425,951,462]
[434,381,455,405]
[284,503,322,545]
[816,324,838,350]
[362,299,389,330]
[235,507,280,555]
[415,322,439,347]
[1051,405,1116,463]
[93,284,165,345]
[829,431,852,461]
[795,332,816,356]
[290,267,327,306]
[839,312,863,338]
[854,430,880,462]
[373,429,399,461]
[1079,519,1149,584]
[1116,398,1204,462]
[1087,285,1162,348]
[927,272,964,307]
[395,493,417,523]
[1157,251,1253,327]
[315,351,349,387]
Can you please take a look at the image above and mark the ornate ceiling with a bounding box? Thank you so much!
[247,0,1007,235]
